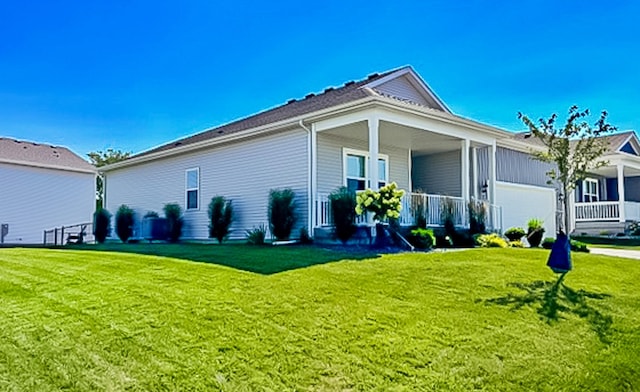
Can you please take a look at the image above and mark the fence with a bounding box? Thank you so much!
[44,222,94,246]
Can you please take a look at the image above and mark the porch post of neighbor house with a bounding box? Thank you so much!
[368,116,379,191]
[617,164,626,223]
[461,139,470,201]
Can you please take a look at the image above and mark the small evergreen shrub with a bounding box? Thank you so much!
[504,227,526,242]
[246,224,267,245]
[541,237,590,252]
[208,196,233,244]
[93,208,111,244]
[409,227,436,250]
[299,227,313,244]
[163,203,183,243]
[329,187,357,244]
[468,199,487,235]
[144,211,159,218]
[509,240,525,248]
[115,204,135,243]
[268,188,296,241]
[441,197,457,241]
[414,200,428,229]
[476,233,508,248]
[526,218,545,247]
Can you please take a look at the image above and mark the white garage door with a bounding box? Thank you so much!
[496,181,557,236]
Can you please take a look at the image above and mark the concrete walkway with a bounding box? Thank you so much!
[590,247,640,260]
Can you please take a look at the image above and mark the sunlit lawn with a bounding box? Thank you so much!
[0,246,638,391]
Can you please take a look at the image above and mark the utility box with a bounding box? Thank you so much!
[141,218,167,242]
[1,224,8,244]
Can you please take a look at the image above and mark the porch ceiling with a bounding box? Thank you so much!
[590,165,640,178]
[321,120,479,156]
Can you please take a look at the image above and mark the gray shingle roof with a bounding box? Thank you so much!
[0,137,95,172]
[512,130,637,154]
[135,68,407,158]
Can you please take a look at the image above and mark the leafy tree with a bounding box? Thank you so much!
[518,106,616,234]
[208,196,233,244]
[87,149,132,209]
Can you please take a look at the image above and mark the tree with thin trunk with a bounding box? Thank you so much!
[87,149,132,209]
[518,106,617,234]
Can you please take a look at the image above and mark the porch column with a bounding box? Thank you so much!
[471,146,478,198]
[617,164,626,222]
[461,139,470,201]
[489,141,497,204]
[310,123,318,230]
[368,116,379,191]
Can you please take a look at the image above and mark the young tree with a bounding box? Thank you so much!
[87,149,132,209]
[518,106,617,234]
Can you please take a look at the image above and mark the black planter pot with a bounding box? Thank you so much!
[528,229,545,248]
[373,222,392,248]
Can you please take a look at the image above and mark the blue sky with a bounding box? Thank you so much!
[1,1,638,158]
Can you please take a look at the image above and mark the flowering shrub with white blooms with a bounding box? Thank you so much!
[355,182,405,222]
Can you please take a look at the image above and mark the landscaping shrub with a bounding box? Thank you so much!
[299,227,313,244]
[115,205,135,243]
[355,182,405,221]
[526,218,545,247]
[246,224,267,245]
[414,200,428,229]
[409,227,436,250]
[163,203,183,243]
[93,208,111,244]
[208,196,233,244]
[268,188,296,241]
[504,227,526,242]
[441,197,457,241]
[476,233,508,248]
[509,240,525,248]
[329,187,356,244]
[629,221,640,236]
[542,237,590,253]
[144,211,159,218]
[468,199,487,235]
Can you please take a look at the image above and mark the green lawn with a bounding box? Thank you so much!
[0,247,639,391]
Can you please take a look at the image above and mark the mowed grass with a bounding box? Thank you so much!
[0,247,639,391]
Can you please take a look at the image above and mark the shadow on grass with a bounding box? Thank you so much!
[483,274,614,343]
[65,243,380,275]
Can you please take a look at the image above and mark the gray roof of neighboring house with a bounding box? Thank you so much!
[135,67,408,158]
[512,130,638,154]
[0,137,95,172]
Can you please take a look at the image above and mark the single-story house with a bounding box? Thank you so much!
[101,65,566,240]
[0,137,96,244]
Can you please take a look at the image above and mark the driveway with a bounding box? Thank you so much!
[590,247,640,260]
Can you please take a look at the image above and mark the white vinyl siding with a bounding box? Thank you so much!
[374,75,431,106]
[106,129,308,240]
[412,150,461,196]
[316,134,410,195]
[0,163,95,244]
[477,146,556,190]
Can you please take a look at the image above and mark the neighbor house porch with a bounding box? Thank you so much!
[573,160,640,234]
[308,107,503,232]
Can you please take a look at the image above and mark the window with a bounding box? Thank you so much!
[186,168,199,210]
[583,178,599,202]
[343,148,389,192]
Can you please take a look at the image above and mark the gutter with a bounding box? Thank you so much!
[299,120,314,236]
[0,158,97,175]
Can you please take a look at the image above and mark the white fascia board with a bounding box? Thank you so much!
[0,158,96,175]
[313,108,380,132]
[605,154,640,171]
[497,138,547,153]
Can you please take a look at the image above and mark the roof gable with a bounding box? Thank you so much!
[364,67,451,113]
[620,141,638,155]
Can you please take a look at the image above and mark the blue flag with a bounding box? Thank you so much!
[548,232,572,273]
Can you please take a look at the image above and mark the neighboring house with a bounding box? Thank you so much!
[0,137,96,244]
[102,66,566,240]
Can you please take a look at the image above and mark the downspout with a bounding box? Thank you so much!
[299,120,313,238]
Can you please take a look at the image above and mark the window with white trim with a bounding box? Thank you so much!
[343,148,389,192]
[186,168,199,210]
[583,178,599,202]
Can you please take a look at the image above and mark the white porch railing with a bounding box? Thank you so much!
[575,202,620,221]
[314,192,503,231]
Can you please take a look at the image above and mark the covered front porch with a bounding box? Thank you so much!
[574,160,640,230]
[308,106,503,232]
